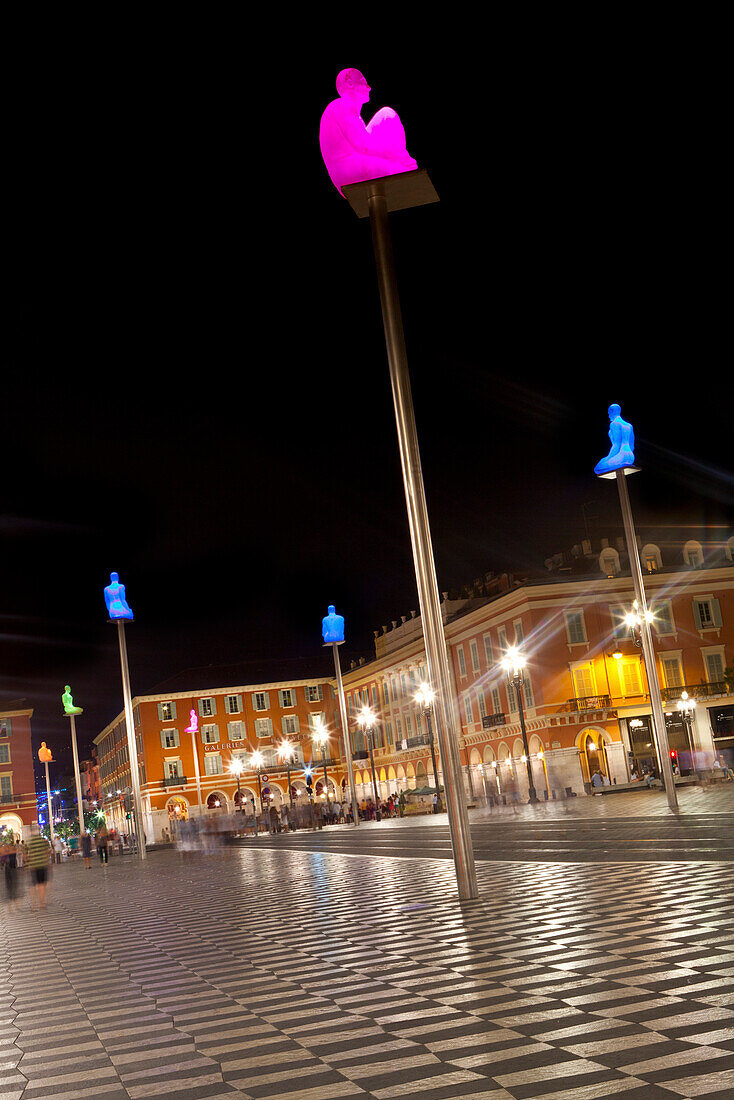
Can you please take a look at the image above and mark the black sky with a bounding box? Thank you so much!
[4,38,731,790]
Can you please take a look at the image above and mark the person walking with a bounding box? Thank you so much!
[2,837,20,912]
[81,831,92,869]
[27,824,51,909]
[95,823,109,865]
[53,834,64,864]
[269,803,280,834]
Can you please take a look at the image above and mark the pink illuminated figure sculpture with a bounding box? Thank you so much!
[319,68,418,195]
[185,710,198,734]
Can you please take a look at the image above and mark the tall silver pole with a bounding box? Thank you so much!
[368,189,478,899]
[68,714,86,838]
[331,642,360,826]
[116,621,147,858]
[190,728,203,817]
[616,470,678,812]
[44,760,55,845]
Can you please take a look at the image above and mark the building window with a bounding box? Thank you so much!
[564,611,587,645]
[252,692,270,712]
[0,745,10,764]
[308,712,325,732]
[0,720,11,738]
[483,635,493,665]
[160,729,180,749]
[305,685,323,703]
[477,693,487,719]
[204,754,223,776]
[198,697,216,717]
[1,776,13,802]
[158,701,176,722]
[492,688,501,714]
[224,695,242,715]
[642,544,662,573]
[661,656,683,689]
[457,647,467,677]
[282,715,300,736]
[683,540,704,567]
[254,717,273,738]
[464,696,474,725]
[572,664,595,699]
[227,721,245,740]
[470,641,480,672]
[652,600,675,636]
[278,689,296,708]
[164,759,182,779]
[599,548,620,577]
[200,725,220,745]
[620,660,642,696]
[693,598,721,631]
[704,651,726,685]
[497,626,508,653]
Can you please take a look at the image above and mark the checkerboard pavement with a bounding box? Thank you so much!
[2,846,734,1100]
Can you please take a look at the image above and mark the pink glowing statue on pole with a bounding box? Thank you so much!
[319,69,418,195]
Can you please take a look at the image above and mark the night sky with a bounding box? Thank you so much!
[4,44,730,794]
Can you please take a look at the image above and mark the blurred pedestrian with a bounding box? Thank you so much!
[27,824,51,909]
[81,831,92,869]
[2,837,20,911]
[269,804,280,834]
[96,823,109,864]
[53,834,64,864]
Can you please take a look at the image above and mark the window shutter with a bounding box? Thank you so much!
[712,599,723,629]
[160,731,167,748]
[157,703,166,721]
[692,601,704,630]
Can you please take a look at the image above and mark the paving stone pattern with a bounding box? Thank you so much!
[2,849,734,1099]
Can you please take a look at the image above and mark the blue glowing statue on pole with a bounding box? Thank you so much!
[104,571,134,621]
[594,403,636,476]
[322,604,345,645]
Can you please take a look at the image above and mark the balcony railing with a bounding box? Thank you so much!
[660,681,729,704]
[562,695,612,713]
[163,775,187,787]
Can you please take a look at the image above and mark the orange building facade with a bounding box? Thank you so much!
[0,706,38,839]
[341,559,733,803]
[94,676,344,841]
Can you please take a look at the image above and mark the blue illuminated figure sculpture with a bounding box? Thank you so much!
[594,403,636,476]
[104,571,134,621]
[322,604,345,645]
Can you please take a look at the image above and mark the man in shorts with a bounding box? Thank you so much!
[27,823,52,909]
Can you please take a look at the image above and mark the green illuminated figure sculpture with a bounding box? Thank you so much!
[62,685,83,715]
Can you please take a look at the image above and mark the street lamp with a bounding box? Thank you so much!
[500,646,538,804]
[312,718,331,812]
[414,682,443,812]
[677,691,697,773]
[624,600,655,647]
[356,705,381,820]
[228,757,244,813]
[277,739,296,812]
[251,750,265,836]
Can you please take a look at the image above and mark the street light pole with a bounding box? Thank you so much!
[677,691,697,773]
[38,743,55,844]
[343,177,477,901]
[357,707,381,820]
[501,648,537,804]
[415,684,443,812]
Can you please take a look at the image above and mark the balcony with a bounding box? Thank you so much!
[561,695,612,713]
[660,681,729,704]
[163,775,187,787]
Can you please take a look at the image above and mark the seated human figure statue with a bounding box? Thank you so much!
[319,68,418,195]
[594,403,636,475]
[104,571,134,620]
[322,604,345,645]
[62,686,83,715]
[185,710,198,734]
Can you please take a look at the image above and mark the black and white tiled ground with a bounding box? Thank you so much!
[2,848,734,1099]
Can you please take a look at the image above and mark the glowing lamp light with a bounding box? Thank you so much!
[594,403,636,477]
[414,682,435,709]
[251,750,265,771]
[500,646,526,679]
[104,572,134,621]
[277,739,295,762]
[229,759,244,776]
[319,69,418,195]
[356,706,376,731]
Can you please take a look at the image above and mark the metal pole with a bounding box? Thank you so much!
[116,621,147,858]
[425,710,443,812]
[190,727,203,818]
[368,190,477,899]
[44,761,55,845]
[287,761,293,810]
[331,642,360,826]
[616,470,678,811]
[322,749,329,812]
[368,731,381,819]
[515,679,537,802]
[68,713,86,838]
